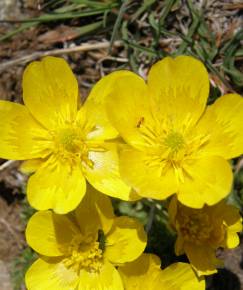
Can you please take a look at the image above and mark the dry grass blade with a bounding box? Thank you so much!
[0,41,123,73]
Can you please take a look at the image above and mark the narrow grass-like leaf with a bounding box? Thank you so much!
[0,22,37,42]
[109,0,129,53]
[131,0,156,22]
[159,0,176,26]
[177,0,201,54]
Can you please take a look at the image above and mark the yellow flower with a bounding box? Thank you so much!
[106,55,243,208]
[0,56,138,214]
[168,196,242,275]
[118,253,205,290]
[25,187,147,290]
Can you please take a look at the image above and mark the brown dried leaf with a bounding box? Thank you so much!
[38,25,80,44]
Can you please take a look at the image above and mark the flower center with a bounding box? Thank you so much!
[53,126,96,168]
[136,115,212,185]
[178,210,212,244]
[58,128,83,153]
[63,233,104,274]
[164,131,184,152]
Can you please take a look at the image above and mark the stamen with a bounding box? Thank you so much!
[178,210,213,244]
[54,126,94,168]
[134,113,209,184]
[63,233,104,274]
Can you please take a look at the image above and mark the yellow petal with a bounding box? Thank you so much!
[225,213,242,249]
[23,56,79,130]
[174,235,185,256]
[120,146,178,199]
[25,258,79,290]
[178,156,233,208]
[118,254,161,290]
[84,142,138,201]
[226,228,240,249]
[26,211,79,256]
[106,70,152,148]
[80,72,129,140]
[0,101,51,160]
[147,56,209,128]
[168,196,178,227]
[76,104,116,142]
[27,155,86,214]
[208,202,241,248]
[119,254,205,290]
[196,93,243,159]
[20,159,45,174]
[75,185,115,235]
[209,201,238,223]
[212,201,242,231]
[78,261,123,290]
[158,262,205,290]
[105,216,147,264]
[184,243,219,275]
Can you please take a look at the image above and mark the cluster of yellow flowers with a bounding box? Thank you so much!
[0,55,242,289]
